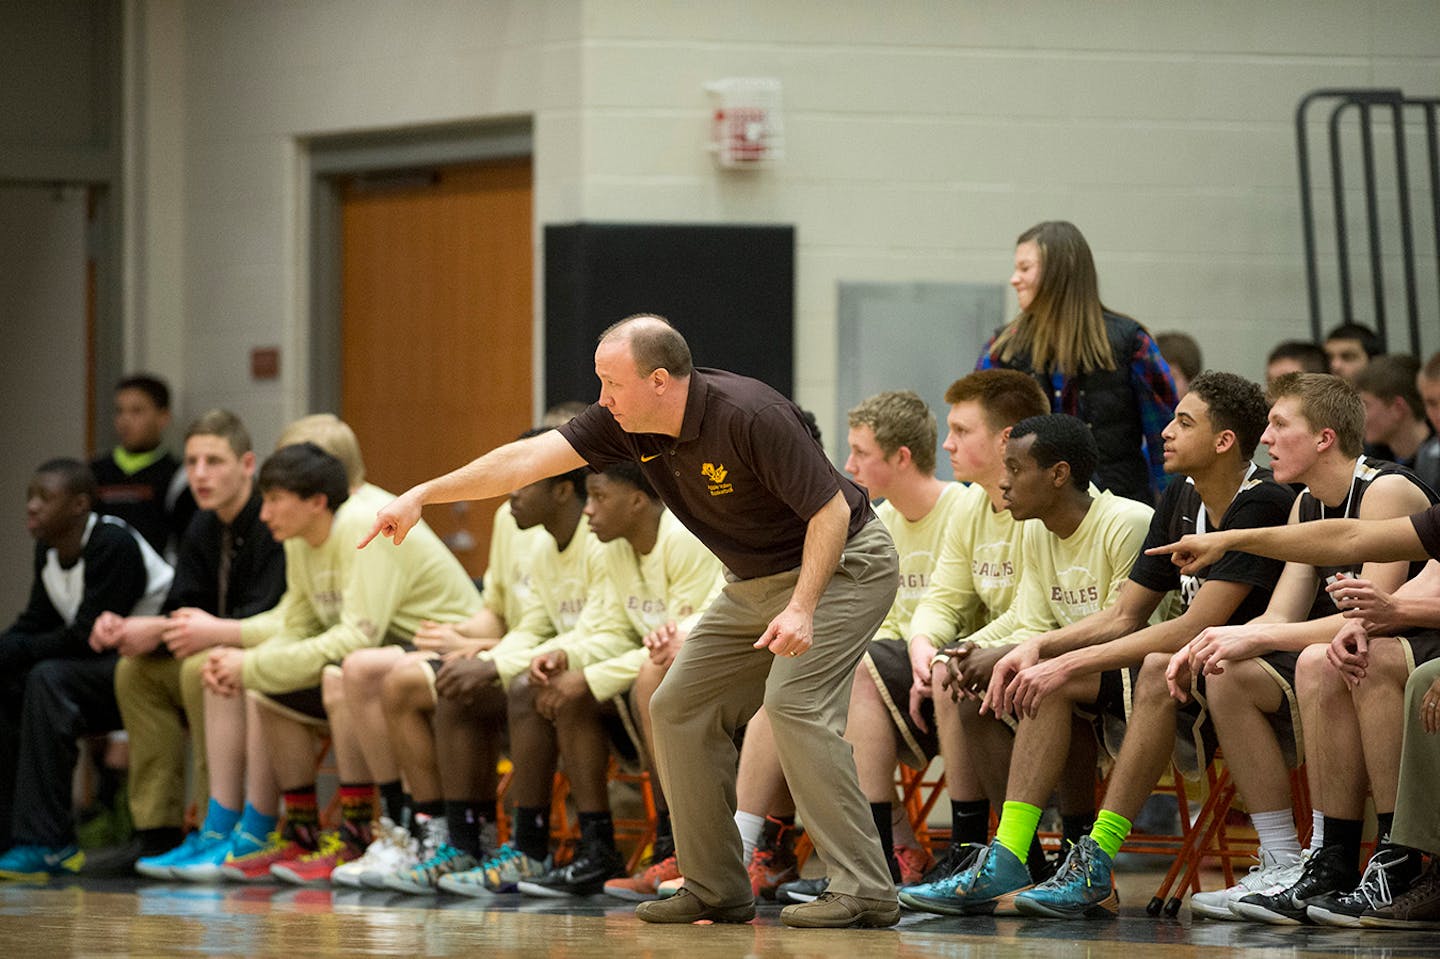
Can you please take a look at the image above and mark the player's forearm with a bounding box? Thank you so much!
[126,616,170,644]
[1033,603,1140,659]
[1395,596,1440,630]
[1251,615,1343,652]
[1060,614,1199,676]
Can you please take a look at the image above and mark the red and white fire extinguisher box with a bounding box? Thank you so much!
[706,78,784,169]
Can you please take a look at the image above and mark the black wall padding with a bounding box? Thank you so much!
[544,222,795,408]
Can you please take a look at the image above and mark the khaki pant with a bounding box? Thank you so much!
[1393,657,1440,853]
[114,653,208,831]
[649,519,898,906]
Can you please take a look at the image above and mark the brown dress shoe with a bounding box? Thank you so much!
[635,887,756,924]
[780,891,901,928]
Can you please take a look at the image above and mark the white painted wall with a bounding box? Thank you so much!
[129,0,1440,448]
[0,186,90,616]
[133,0,584,451]
[124,0,187,387]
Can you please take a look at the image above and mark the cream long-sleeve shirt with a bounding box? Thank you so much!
[962,490,1162,649]
[238,484,481,694]
[907,482,1028,653]
[556,510,724,702]
[873,483,966,642]
[481,514,598,690]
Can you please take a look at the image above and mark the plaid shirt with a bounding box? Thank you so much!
[977,329,1178,500]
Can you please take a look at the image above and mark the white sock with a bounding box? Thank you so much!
[735,810,766,863]
[1309,810,1325,853]
[1249,809,1301,860]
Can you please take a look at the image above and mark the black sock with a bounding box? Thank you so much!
[951,800,990,846]
[377,780,407,826]
[1061,813,1093,848]
[1028,832,1049,870]
[410,799,444,837]
[515,806,550,863]
[654,810,674,860]
[578,811,616,851]
[412,799,444,819]
[97,766,125,808]
[445,799,495,858]
[136,826,184,856]
[1323,815,1364,870]
[1377,812,1395,843]
[870,802,900,882]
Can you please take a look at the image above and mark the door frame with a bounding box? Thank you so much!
[306,119,534,416]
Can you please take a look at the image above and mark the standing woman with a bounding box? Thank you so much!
[977,221,1178,503]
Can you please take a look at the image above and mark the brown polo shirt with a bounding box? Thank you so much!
[558,368,874,580]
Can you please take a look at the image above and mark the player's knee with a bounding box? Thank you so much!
[952,694,987,728]
[507,674,537,713]
[381,661,423,712]
[320,666,346,713]
[1134,653,1173,704]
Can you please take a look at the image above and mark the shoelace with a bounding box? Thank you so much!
[482,844,523,872]
[238,831,287,860]
[1039,841,1090,890]
[1280,852,1325,897]
[298,832,346,862]
[642,855,677,883]
[941,845,991,895]
[1240,851,1280,890]
[1071,842,1096,889]
[1243,852,1301,892]
[386,827,411,851]
[1348,852,1399,909]
[926,843,981,883]
[417,843,462,870]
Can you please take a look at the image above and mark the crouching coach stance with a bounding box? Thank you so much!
[363,315,901,929]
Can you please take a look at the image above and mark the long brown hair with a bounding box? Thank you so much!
[989,221,1116,375]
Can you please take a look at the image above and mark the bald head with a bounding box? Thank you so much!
[599,314,694,379]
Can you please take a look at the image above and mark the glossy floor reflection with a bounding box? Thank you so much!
[1,872,1439,958]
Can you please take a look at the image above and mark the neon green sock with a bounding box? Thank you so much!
[1089,809,1132,860]
[994,801,1043,863]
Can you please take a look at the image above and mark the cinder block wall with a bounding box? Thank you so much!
[130,0,1440,447]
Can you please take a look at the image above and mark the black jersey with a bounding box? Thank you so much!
[1297,457,1439,621]
[1128,465,1295,623]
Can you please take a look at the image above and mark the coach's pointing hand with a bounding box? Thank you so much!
[360,487,425,548]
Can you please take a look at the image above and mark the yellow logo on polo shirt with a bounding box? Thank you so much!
[702,462,733,496]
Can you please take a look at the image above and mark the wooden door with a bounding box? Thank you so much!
[340,158,533,577]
